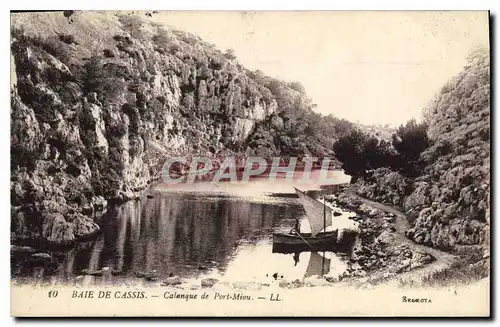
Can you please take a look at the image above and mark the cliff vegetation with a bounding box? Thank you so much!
[334,48,490,254]
[10,11,354,245]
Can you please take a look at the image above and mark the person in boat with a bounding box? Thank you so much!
[290,218,301,235]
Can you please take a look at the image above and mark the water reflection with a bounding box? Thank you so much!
[65,193,304,280]
[13,184,356,286]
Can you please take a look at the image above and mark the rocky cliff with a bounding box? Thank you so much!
[355,48,490,253]
[405,48,490,252]
[10,11,326,245]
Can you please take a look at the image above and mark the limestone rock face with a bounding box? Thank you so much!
[83,102,109,153]
[355,168,409,207]
[406,49,490,251]
[73,215,100,239]
[355,49,490,253]
[233,117,256,141]
[42,213,75,244]
[11,14,303,246]
[404,182,430,212]
[376,231,395,245]
[391,248,435,274]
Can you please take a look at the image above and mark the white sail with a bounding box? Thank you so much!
[294,187,334,237]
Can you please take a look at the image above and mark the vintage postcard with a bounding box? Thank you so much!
[10,10,490,317]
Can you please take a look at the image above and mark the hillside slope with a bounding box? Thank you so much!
[404,48,490,251]
[10,11,352,245]
[355,48,490,253]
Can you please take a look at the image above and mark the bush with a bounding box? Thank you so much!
[333,129,369,180]
[152,28,172,48]
[289,81,306,94]
[168,44,181,55]
[180,34,199,45]
[333,118,430,179]
[79,56,126,103]
[224,49,237,60]
[392,119,430,177]
[12,28,72,66]
[58,33,77,45]
[119,15,145,39]
[39,36,72,64]
[113,34,133,45]
[333,128,402,180]
[103,49,115,58]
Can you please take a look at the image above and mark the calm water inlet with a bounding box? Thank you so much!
[12,174,357,286]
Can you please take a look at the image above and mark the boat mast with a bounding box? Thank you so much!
[322,192,326,274]
[321,251,325,276]
[323,195,326,235]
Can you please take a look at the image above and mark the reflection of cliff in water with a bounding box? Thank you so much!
[13,190,360,285]
[35,193,304,282]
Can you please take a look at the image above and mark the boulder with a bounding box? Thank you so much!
[304,276,326,287]
[325,276,337,283]
[376,231,395,245]
[410,250,435,269]
[232,281,262,291]
[201,278,219,288]
[383,216,395,223]
[73,215,100,238]
[278,280,291,288]
[163,276,182,286]
[394,259,412,273]
[42,213,75,244]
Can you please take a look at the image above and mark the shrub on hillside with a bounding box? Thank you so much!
[289,81,306,94]
[11,28,72,66]
[224,49,237,60]
[79,57,126,103]
[58,33,77,45]
[333,127,404,181]
[35,36,72,65]
[333,117,430,179]
[168,44,181,55]
[332,129,370,180]
[391,119,430,177]
[152,28,174,49]
[119,14,145,39]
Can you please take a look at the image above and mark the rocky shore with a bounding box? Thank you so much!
[326,192,437,286]
[12,187,449,290]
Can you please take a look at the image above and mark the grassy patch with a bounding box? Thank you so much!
[421,246,489,287]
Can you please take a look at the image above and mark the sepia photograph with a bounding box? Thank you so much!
[9,9,490,317]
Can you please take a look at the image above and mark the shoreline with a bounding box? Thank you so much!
[331,189,488,288]
[11,184,487,290]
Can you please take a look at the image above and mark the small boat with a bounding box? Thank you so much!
[272,231,357,253]
[272,187,357,250]
[273,230,338,246]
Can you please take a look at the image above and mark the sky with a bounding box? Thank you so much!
[152,11,489,126]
